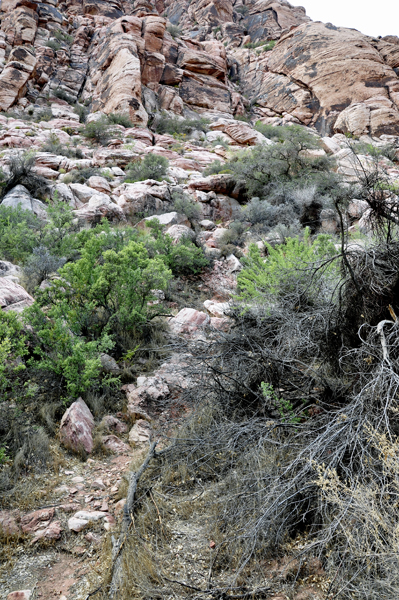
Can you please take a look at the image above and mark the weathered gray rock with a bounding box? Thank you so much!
[1,185,47,219]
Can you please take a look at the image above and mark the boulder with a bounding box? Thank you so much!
[31,521,62,544]
[165,224,196,243]
[204,299,230,317]
[68,510,107,532]
[86,176,112,194]
[100,353,120,374]
[264,21,399,134]
[0,278,34,313]
[102,435,131,455]
[141,211,190,228]
[0,260,22,284]
[168,307,210,337]
[129,419,152,447]
[59,398,95,455]
[1,185,47,220]
[21,508,55,534]
[0,45,37,111]
[73,194,125,225]
[101,415,128,434]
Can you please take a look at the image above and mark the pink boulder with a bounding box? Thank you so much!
[0,278,34,313]
[7,592,31,600]
[59,398,95,454]
[21,508,54,534]
[168,307,210,338]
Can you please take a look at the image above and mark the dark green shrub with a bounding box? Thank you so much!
[153,112,209,135]
[53,29,74,45]
[81,117,115,144]
[107,113,134,128]
[171,190,201,222]
[203,159,228,176]
[145,219,209,275]
[1,152,48,199]
[74,103,89,124]
[0,205,42,263]
[46,39,61,52]
[23,245,66,289]
[53,88,75,104]
[235,5,249,14]
[40,133,83,158]
[125,154,169,183]
[0,310,28,401]
[63,166,105,184]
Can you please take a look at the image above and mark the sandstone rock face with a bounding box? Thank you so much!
[59,398,95,455]
[261,22,399,135]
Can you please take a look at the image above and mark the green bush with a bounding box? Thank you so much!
[41,133,83,158]
[53,88,75,104]
[166,24,181,38]
[125,154,169,183]
[171,190,201,222]
[0,205,42,263]
[35,235,172,342]
[0,311,28,401]
[53,29,74,45]
[203,159,228,177]
[153,113,209,135]
[107,113,134,128]
[145,219,209,275]
[74,103,89,124]
[46,40,61,52]
[81,117,115,145]
[237,228,337,301]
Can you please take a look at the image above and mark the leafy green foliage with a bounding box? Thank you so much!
[107,113,134,128]
[35,235,172,342]
[125,154,169,183]
[145,219,209,275]
[171,190,201,222]
[0,204,42,263]
[81,117,116,144]
[237,228,337,301]
[0,311,27,401]
[260,382,300,423]
[153,113,209,135]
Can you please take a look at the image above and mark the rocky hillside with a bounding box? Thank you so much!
[2,2,399,600]
[0,0,399,136]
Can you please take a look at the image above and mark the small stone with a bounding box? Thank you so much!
[92,478,106,490]
[209,540,216,549]
[71,476,84,484]
[100,501,109,512]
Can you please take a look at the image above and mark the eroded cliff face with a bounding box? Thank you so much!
[1,0,399,136]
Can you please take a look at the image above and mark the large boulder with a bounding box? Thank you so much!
[0,45,37,111]
[168,307,210,338]
[0,278,34,313]
[59,398,95,455]
[1,185,47,220]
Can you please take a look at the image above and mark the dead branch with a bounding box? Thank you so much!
[108,440,158,597]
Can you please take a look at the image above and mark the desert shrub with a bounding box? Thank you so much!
[23,245,66,289]
[36,107,53,122]
[53,88,75,104]
[107,113,134,128]
[62,166,104,184]
[81,117,115,144]
[73,102,89,123]
[153,112,209,135]
[203,159,228,176]
[166,23,181,38]
[35,235,172,346]
[145,219,209,275]
[211,135,230,149]
[235,5,249,14]
[53,28,74,45]
[0,311,28,401]
[171,189,201,222]
[0,205,42,263]
[26,304,113,399]
[1,152,49,199]
[237,228,337,301]
[40,133,83,158]
[45,39,61,52]
[125,154,169,183]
